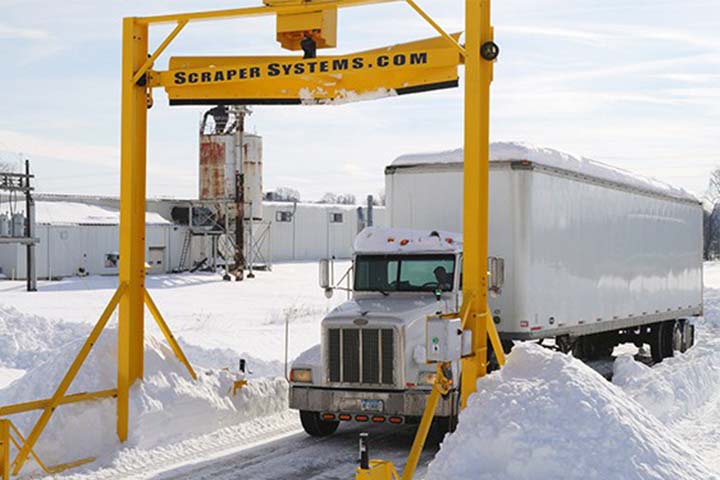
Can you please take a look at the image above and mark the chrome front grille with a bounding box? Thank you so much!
[327,328,394,386]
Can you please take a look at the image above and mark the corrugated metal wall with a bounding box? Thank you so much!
[0,224,188,279]
[260,203,386,262]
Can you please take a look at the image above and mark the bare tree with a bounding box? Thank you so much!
[706,167,720,204]
[319,192,337,204]
[264,187,301,203]
[705,168,720,259]
[375,189,386,206]
[318,193,356,205]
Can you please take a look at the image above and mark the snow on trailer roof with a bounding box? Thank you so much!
[354,226,462,254]
[391,142,697,202]
[28,201,170,226]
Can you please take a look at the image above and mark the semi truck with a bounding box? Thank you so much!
[289,143,703,437]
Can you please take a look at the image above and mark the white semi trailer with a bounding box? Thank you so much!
[289,143,703,436]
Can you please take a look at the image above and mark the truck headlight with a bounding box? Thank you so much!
[290,368,313,383]
[418,371,436,386]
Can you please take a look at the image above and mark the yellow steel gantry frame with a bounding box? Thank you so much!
[1,1,500,478]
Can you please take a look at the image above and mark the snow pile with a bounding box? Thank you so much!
[614,340,720,423]
[426,343,715,480]
[0,305,89,369]
[354,226,462,254]
[0,328,289,471]
[392,142,696,202]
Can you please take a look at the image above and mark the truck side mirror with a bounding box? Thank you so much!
[319,259,331,289]
[488,256,505,297]
[319,259,334,298]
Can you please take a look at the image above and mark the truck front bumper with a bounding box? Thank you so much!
[289,386,458,418]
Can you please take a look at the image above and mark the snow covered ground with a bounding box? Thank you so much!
[0,261,718,479]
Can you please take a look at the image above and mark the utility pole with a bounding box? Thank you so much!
[24,159,36,292]
[235,171,245,281]
[233,106,251,281]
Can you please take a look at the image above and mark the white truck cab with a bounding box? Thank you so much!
[289,227,464,436]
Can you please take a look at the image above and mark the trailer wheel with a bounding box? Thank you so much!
[650,320,676,363]
[299,411,339,437]
[683,323,695,351]
[673,320,685,353]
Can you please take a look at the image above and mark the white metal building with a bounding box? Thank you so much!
[0,201,188,280]
[261,202,385,261]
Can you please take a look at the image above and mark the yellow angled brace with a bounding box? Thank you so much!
[0,389,117,417]
[11,284,127,475]
[404,0,466,58]
[132,20,188,85]
[144,289,197,380]
[487,310,506,367]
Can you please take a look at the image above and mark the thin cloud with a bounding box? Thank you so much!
[0,23,49,40]
[501,25,611,45]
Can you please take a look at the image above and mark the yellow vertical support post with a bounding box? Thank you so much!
[460,0,494,410]
[118,17,149,442]
[0,419,9,480]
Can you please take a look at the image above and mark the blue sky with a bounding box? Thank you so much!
[0,0,718,201]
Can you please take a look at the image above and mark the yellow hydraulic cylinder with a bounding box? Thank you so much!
[118,17,149,442]
[460,0,494,410]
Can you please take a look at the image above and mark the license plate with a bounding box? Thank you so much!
[361,399,384,412]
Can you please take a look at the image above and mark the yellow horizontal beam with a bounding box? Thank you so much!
[137,0,400,25]
[0,389,118,417]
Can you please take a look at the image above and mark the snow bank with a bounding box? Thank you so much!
[614,339,720,424]
[391,142,696,202]
[427,343,714,480]
[0,328,289,472]
[0,305,88,369]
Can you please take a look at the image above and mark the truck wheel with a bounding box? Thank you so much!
[299,411,339,437]
[662,320,676,359]
[683,323,695,351]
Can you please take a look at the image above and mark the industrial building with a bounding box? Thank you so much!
[0,195,382,280]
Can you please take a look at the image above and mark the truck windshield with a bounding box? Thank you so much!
[354,254,456,293]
